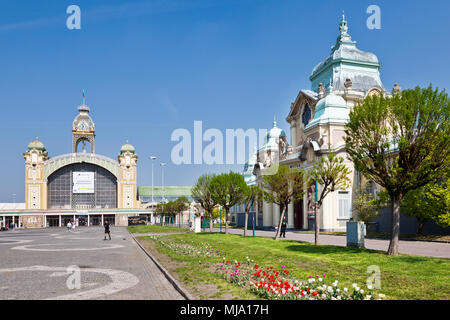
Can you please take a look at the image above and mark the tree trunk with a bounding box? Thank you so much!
[314,204,320,245]
[244,209,248,237]
[209,211,213,232]
[274,205,286,240]
[417,218,426,235]
[225,208,229,234]
[387,195,401,256]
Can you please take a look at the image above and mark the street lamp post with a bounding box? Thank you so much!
[150,156,156,225]
[160,162,167,224]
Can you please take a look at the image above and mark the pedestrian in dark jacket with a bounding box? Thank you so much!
[104,221,111,240]
[280,217,287,238]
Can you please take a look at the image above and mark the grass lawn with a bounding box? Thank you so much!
[127,225,189,234]
[294,230,450,242]
[137,232,450,300]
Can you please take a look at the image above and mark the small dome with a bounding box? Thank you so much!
[265,119,286,142]
[315,91,347,112]
[27,137,46,151]
[305,90,349,130]
[120,141,135,154]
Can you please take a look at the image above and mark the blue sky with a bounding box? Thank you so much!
[0,0,449,202]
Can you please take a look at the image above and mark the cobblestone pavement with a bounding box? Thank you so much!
[212,228,450,258]
[0,227,184,300]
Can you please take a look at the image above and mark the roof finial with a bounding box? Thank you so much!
[82,89,85,105]
[273,115,277,127]
[339,10,349,36]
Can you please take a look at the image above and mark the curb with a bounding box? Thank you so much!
[129,232,195,300]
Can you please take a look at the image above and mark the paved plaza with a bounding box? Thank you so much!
[0,227,184,300]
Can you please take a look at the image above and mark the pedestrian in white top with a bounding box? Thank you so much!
[67,221,72,231]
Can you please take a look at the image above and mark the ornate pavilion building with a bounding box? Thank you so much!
[237,13,398,232]
[1,100,151,228]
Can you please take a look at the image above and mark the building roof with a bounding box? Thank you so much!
[309,12,384,93]
[137,186,192,197]
[0,203,26,210]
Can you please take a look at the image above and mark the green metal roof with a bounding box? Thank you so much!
[137,186,192,197]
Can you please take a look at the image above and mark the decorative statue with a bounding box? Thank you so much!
[279,137,288,160]
[307,183,316,214]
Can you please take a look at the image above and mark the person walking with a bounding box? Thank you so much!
[280,216,287,238]
[72,221,76,231]
[67,221,72,231]
[104,221,111,240]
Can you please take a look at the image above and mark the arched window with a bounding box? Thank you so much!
[302,104,311,126]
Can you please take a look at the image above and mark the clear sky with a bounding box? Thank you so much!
[1,0,449,202]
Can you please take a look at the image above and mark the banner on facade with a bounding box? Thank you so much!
[73,172,95,194]
[128,216,147,226]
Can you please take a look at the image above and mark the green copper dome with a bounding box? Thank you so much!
[27,137,46,152]
[120,140,135,154]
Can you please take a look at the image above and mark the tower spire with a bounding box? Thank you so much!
[82,89,85,105]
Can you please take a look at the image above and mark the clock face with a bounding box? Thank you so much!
[80,123,86,130]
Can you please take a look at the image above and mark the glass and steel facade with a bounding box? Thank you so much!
[47,163,117,209]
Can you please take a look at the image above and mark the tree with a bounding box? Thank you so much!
[154,203,165,225]
[345,85,449,255]
[210,172,247,234]
[191,174,217,232]
[401,178,450,234]
[162,201,178,225]
[174,196,190,227]
[261,164,305,240]
[241,185,262,237]
[353,184,388,225]
[309,153,351,245]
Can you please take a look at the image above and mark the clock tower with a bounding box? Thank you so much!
[117,141,138,209]
[72,104,95,153]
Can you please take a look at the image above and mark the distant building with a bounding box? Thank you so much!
[138,186,193,207]
[0,99,151,228]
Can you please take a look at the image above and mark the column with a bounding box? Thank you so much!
[59,215,61,227]
[263,201,272,227]
[290,121,297,146]
[273,204,280,227]
[288,202,294,228]
[101,214,104,226]
[303,180,309,230]
[87,214,90,227]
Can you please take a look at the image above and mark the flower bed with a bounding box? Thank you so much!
[215,257,383,300]
[149,235,226,258]
[147,236,384,300]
